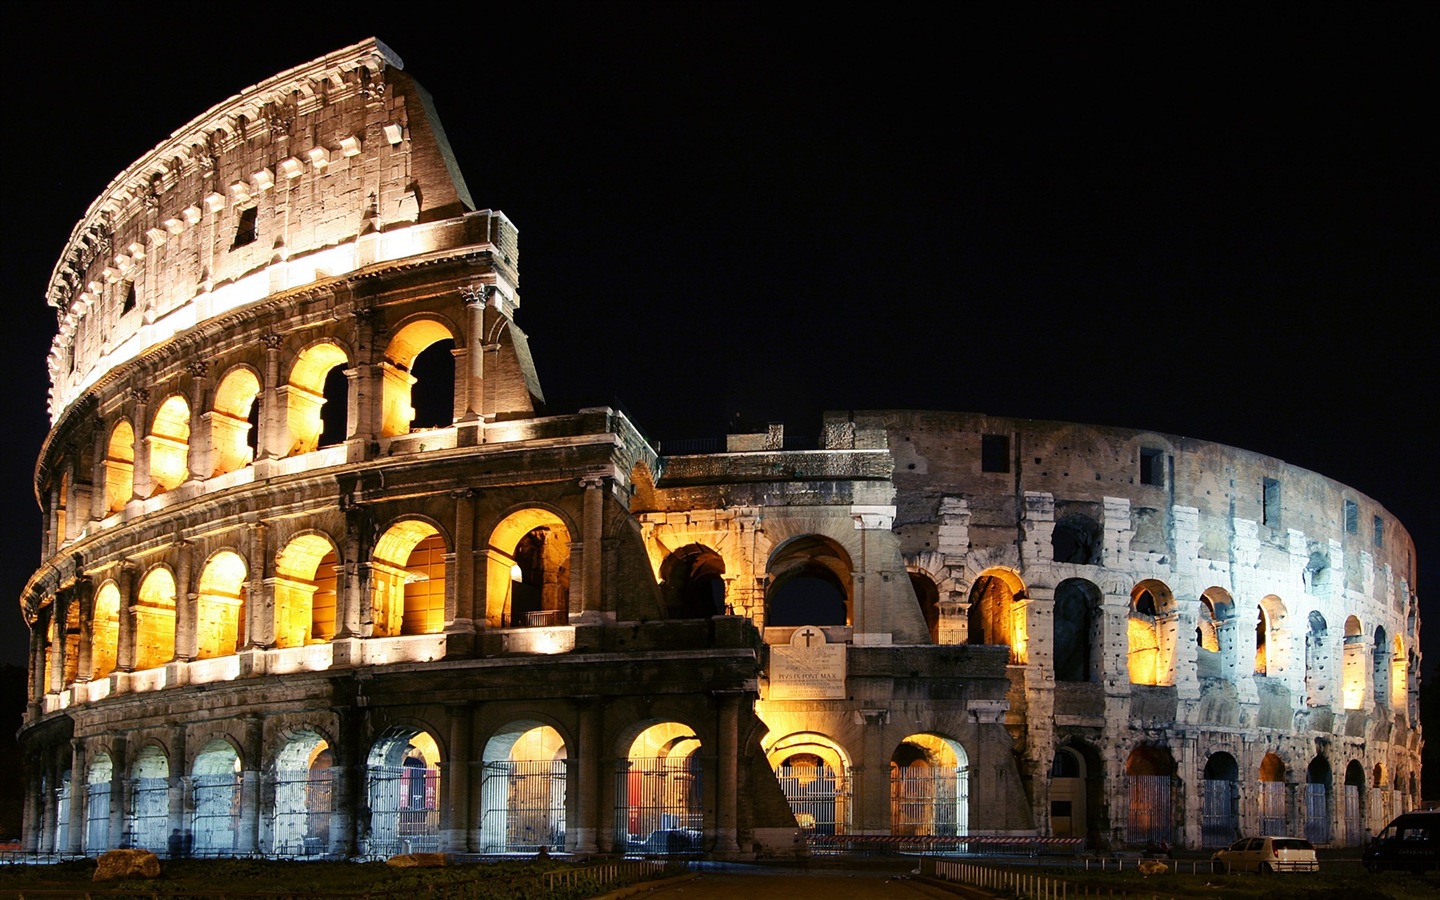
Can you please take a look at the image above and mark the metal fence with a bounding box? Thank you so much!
[891,765,968,836]
[85,783,110,851]
[1124,776,1170,845]
[1343,784,1362,845]
[367,765,440,856]
[1200,779,1238,847]
[776,762,850,835]
[616,756,702,854]
[271,767,335,857]
[127,777,169,849]
[480,760,567,852]
[1258,781,1286,835]
[192,773,242,855]
[1303,783,1329,844]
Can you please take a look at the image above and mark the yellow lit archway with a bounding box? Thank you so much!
[274,534,338,648]
[211,368,260,476]
[134,568,177,670]
[147,395,191,495]
[380,318,456,437]
[103,421,134,513]
[485,509,571,628]
[196,550,247,658]
[371,520,447,636]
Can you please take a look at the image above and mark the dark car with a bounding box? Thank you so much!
[1364,810,1439,873]
[630,828,703,855]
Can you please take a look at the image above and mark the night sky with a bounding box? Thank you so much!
[2,6,1435,681]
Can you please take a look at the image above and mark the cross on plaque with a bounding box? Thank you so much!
[799,628,818,647]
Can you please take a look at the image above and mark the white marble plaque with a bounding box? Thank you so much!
[769,626,846,699]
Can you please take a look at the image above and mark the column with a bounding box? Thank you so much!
[331,707,362,858]
[129,388,151,501]
[460,284,489,420]
[257,331,285,459]
[174,541,196,661]
[443,704,473,852]
[186,361,212,481]
[30,606,51,713]
[109,734,128,850]
[49,589,70,695]
[571,699,600,854]
[67,739,87,852]
[714,693,742,856]
[74,577,95,686]
[346,307,378,454]
[238,715,262,854]
[572,475,606,619]
[167,722,188,850]
[245,522,272,650]
[448,489,476,633]
[90,417,109,523]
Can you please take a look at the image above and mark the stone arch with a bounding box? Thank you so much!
[285,340,350,455]
[1049,740,1103,843]
[210,366,261,476]
[659,543,727,619]
[617,720,704,854]
[1389,635,1406,712]
[380,316,458,436]
[60,598,82,687]
[1052,512,1101,565]
[478,720,568,853]
[1305,611,1331,707]
[909,570,941,643]
[192,738,242,855]
[147,394,191,495]
[103,419,135,514]
[485,507,573,628]
[85,750,113,852]
[967,567,1028,663]
[127,742,170,851]
[370,518,450,637]
[1054,578,1102,682]
[91,580,121,680]
[1372,626,1389,708]
[1258,751,1288,834]
[890,733,969,837]
[195,550,247,659]
[1200,751,1240,847]
[366,725,442,857]
[1123,745,1174,845]
[1127,580,1176,685]
[1197,587,1236,682]
[767,732,853,836]
[1343,759,1365,846]
[1342,615,1365,709]
[274,532,339,648]
[1303,754,1332,844]
[1255,594,1287,676]
[271,728,335,857]
[766,535,853,628]
[134,566,177,671]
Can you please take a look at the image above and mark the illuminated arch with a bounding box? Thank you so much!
[1124,745,1174,844]
[271,729,336,857]
[371,519,448,637]
[91,581,120,680]
[617,721,703,854]
[196,550,247,658]
[1254,594,1287,676]
[380,318,457,437]
[659,543,726,619]
[103,420,135,513]
[485,508,572,628]
[1305,611,1331,707]
[1258,752,1288,833]
[766,535,853,628]
[127,744,170,850]
[286,341,349,455]
[1390,635,1407,712]
[210,367,260,476]
[147,394,191,494]
[1342,615,1365,709]
[366,727,442,856]
[767,732,852,836]
[84,751,113,852]
[890,733,969,837]
[192,739,242,855]
[1127,580,1176,685]
[134,567,176,670]
[274,533,339,648]
[479,721,568,853]
[967,568,1028,662]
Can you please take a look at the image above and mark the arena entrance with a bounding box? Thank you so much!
[126,745,169,852]
[191,740,241,855]
[1124,746,1174,845]
[85,753,112,852]
[479,723,567,853]
[617,722,702,855]
[271,730,336,857]
[1200,752,1240,847]
[889,734,969,836]
[768,733,851,836]
[366,728,441,856]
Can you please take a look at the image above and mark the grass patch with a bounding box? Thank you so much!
[1014,865,1436,900]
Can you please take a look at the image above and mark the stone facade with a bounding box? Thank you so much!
[18,40,1421,859]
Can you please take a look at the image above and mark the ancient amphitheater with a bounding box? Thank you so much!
[18,39,1421,859]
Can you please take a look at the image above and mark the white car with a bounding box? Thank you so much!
[1212,836,1319,874]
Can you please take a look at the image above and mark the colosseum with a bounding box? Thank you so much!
[18,39,1422,860]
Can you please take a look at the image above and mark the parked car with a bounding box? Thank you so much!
[629,828,703,855]
[1364,810,1439,873]
[1212,836,1319,874]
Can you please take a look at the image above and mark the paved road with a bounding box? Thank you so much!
[634,862,966,899]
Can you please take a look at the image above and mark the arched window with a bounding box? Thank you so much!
[1343,760,1365,846]
[1255,595,1287,678]
[769,733,852,837]
[1051,513,1101,564]
[380,319,456,437]
[1372,627,1389,708]
[147,395,191,494]
[371,520,448,637]
[1053,578,1101,682]
[617,722,704,854]
[890,733,969,837]
[1048,744,1101,842]
[1258,752,1287,834]
[127,745,169,851]
[91,582,120,680]
[1197,587,1236,682]
[192,740,242,855]
[103,420,135,514]
[910,572,940,643]
[767,536,852,628]
[967,569,1028,663]
[660,544,727,619]
[1127,581,1175,685]
[1124,746,1174,845]
[286,342,349,455]
[274,534,338,648]
[85,752,113,852]
[195,551,247,658]
[1303,756,1331,844]
[479,722,567,853]
[1305,611,1331,707]
[210,368,260,476]
[134,568,176,670]
[1342,616,1365,709]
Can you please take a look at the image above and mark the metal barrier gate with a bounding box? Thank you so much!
[479,759,567,852]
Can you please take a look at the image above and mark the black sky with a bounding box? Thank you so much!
[2,5,1435,676]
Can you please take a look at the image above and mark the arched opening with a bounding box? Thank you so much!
[485,509,571,628]
[272,730,335,857]
[274,534,338,648]
[766,535,852,628]
[381,319,456,437]
[479,723,567,853]
[127,744,169,851]
[103,420,135,514]
[55,469,70,546]
[286,342,349,455]
[1390,636,1407,713]
[195,551,247,659]
[134,568,176,671]
[1303,755,1331,845]
[1343,760,1365,846]
[53,768,71,852]
[1200,752,1240,847]
[1051,513,1101,564]
[1198,587,1236,682]
[147,395,191,495]
[1342,616,1365,709]
[890,733,968,836]
[91,582,121,680]
[910,572,940,643]
[85,752,113,852]
[768,733,852,836]
[210,368,260,476]
[1054,578,1101,682]
[1305,611,1331,707]
[659,544,727,619]
[192,740,241,856]
[966,569,1028,663]
[1123,746,1174,845]
[1258,752,1288,834]
[367,728,441,856]
[1255,595,1287,677]
[61,601,82,687]
[1127,581,1175,685]
[617,722,703,855]
[1372,627,1389,708]
[371,520,448,637]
